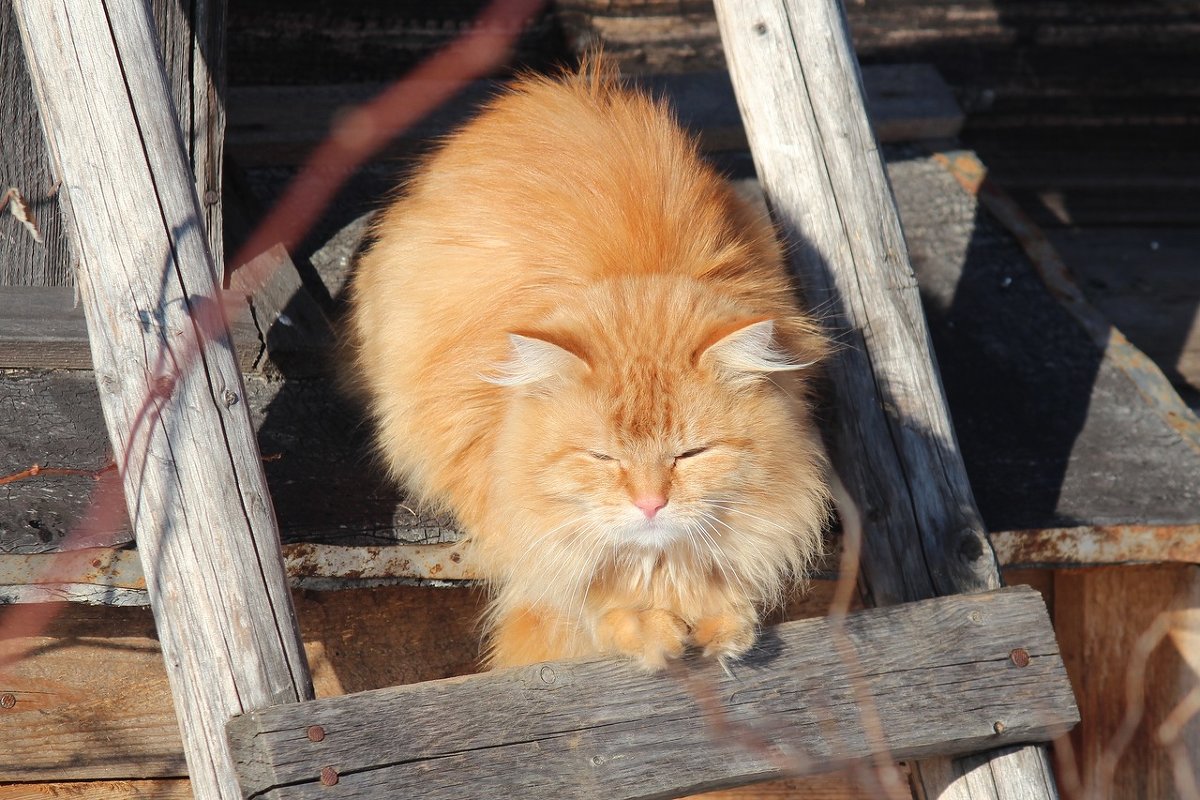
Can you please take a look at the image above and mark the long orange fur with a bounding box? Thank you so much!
[347,58,831,670]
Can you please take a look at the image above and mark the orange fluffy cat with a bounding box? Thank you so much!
[347,59,831,670]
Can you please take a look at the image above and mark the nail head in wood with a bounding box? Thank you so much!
[307,725,325,742]
[320,766,339,786]
[994,721,1006,734]
[0,693,15,709]
[1010,647,1031,667]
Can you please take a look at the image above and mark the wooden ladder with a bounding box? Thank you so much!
[12,0,1076,798]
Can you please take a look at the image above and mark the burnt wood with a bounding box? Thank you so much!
[227,588,1077,800]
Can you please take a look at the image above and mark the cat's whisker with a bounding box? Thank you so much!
[696,515,752,595]
[707,501,800,537]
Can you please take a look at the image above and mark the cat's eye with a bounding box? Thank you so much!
[675,446,709,460]
[587,450,616,461]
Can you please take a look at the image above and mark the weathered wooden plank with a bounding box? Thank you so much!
[0,370,457,556]
[0,582,858,782]
[0,586,486,781]
[227,588,1076,800]
[0,0,225,287]
[0,774,882,800]
[223,65,961,167]
[150,0,226,274]
[11,3,313,800]
[1046,227,1200,407]
[710,2,1061,798]
[0,286,262,370]
[0,0,70,287]
[227,244,334,375]
[1054,565,1200,800]
[0,781,193,799]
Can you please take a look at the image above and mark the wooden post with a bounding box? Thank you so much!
[12,3,314,800]
[711,1,1062,797]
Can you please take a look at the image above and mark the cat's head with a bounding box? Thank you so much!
[483,276,830,585]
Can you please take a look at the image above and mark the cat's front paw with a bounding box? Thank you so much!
[597,608,690,670]
[692,611,757,663]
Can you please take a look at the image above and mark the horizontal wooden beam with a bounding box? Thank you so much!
[227,588,1077,800]
[223,64,961,166]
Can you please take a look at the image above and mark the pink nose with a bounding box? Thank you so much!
[634,495,668,520]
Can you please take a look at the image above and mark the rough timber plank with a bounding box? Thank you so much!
[0,782,193,799]
[227,588,1076,800]
[0,0,225,286]
[0,370,455,556]
[0,286,262,371]
[0,582,853,782]
[710,2,1060,798]
[1054,565,1200,800]
[222,65,960,167]
[12,3,312,800]
[0,587,485,781]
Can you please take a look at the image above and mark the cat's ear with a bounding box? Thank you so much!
[698,317,815,377]
[484,331,590,387]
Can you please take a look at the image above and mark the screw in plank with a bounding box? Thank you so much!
[307,725,326,742]
[753,21,768,35]
[539,665,556,685]
[204,190,219,206]
[0,693,15,709]
[320,766,339,786]
[1009,648,1031,667]
[222,389,239,407]
[993,721,1006,734]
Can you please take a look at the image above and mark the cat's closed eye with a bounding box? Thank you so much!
[675,446,710,460]
[586,450,616,462]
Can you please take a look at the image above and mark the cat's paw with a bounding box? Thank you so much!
[692,611,757,663]
[598,608,690,670]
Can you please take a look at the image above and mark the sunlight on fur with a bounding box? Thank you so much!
[346,55,832,671]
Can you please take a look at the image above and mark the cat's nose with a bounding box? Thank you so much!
[634,494,668,520]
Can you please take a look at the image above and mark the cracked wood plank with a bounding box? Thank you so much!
[226,588,1077,800]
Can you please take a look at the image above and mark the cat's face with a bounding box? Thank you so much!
[488,278,827,557]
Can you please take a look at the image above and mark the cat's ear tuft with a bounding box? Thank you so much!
[699,318,814,377]
[484,332,590,387]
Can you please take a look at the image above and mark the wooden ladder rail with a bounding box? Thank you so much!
[12,2,314,799]
[711,1,1063,797]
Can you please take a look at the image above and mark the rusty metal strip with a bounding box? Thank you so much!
[0,543,479,605]
[992,524,1200,568]
[933,150,1200,457]
[4,524,1199,605]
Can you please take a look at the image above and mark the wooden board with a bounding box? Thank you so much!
[1046,228,1200,408]
[0,581,853,782]
[0,0,225,287]
[226,588,1077,800]
[890,153,1200,534]
[223,65,962,168]
[1053,565,1200,800]
[0,286,262,371]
